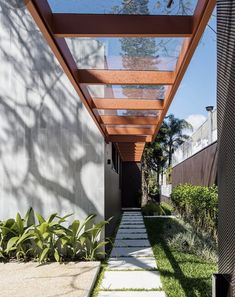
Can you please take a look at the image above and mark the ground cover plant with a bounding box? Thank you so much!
[0,208,110,263]
[145,217,217,297]
[171,184,218,238]
[142,201,173,216]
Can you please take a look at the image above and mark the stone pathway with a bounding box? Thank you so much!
[98,210,166,297]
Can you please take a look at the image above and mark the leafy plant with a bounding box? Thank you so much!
[171,184,218,238]
[0,208,110,263]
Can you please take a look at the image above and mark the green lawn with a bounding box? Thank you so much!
[144,217,217,297]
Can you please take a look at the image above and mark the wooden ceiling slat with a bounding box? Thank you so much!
[107,127,154,135]
[52,14,193,38]
[93,99,164,110]
[78,70,174,85]
[101,116,159,125]
[109,136,152,142]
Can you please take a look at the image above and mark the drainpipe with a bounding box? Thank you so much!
[206,106,214,145]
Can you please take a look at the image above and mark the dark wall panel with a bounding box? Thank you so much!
[217,1,235,295]
[172,142,217,187]
[121,162,141,208]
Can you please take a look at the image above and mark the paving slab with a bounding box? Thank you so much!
[121,218,143,222]
[0,262,100,297]
[121,220,144,223]
[122,208,141,211]
[116,233,148,239]
[100,271,162,290]
[99,292,166,297]
[120,222,144,226]
[119,224,145,229]
[122,212,142,215]
[111,247,154,258]
[114,239,150,247]
[107,257,157,270]
[118,228,146,234]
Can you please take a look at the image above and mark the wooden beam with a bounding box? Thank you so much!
[107,127,154,135]
[53,14,193,38]
[152,0,216,140]
[122,157,142,161]
[93,99,164,110]
[25,0,106,139]
[78,70,174,85]
[101,115,159,125]
[109,135,152,142]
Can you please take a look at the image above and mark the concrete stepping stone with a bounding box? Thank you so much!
[122,213,142,216]
[111,247,154,258]
[122,216,144,222]
[118,228,146,234]
[119,224,145,229]
[116,233,148,239]
[107,257,157,270]
[120,222,144,226]
[99,292,166,297]
[122,207,141,212]
[114,239,150,247]
[100,271,162,290]
[122,212,142,215]
[121,218,142,221]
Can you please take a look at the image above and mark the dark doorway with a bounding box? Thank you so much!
[121,162,141,208]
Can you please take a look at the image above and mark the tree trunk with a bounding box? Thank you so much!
[168,145,172,167]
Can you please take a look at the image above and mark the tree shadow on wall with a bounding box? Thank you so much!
[0,1,104,220]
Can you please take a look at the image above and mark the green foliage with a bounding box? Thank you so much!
[0,208,110,263]
[142,201,172,216]
[171,184,218,238]
[145,217,217,297]
[161,202,174,215]
[147,175,159,195]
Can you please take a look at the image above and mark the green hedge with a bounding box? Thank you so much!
[171,184,218,237]
[0,208,110,263]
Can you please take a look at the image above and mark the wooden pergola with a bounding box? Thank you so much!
[25,0,216,162]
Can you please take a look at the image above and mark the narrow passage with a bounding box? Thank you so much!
[98,210,166,297]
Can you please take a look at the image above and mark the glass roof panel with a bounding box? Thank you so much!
[66,37,184,71]
[95,109,160,117]
[48,0,198,16]
[87,85,166,99]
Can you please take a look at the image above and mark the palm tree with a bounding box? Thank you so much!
[161,114,192,167]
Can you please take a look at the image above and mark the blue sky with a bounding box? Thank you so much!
[168,13,216,123]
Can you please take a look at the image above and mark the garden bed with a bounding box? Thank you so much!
[0,261,100,297]
[145,217,218,297]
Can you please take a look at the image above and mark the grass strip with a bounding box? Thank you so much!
[144,217,217,297]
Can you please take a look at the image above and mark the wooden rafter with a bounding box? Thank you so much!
[108,136,152,143]
[101,116,159,125]
[106,126,155,135]
[93,99,164,110]
[52,14,193,38]
[78,70,175,85]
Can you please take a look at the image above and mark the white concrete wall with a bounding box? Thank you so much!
[173,109,217,167]
[0,1,105,222]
